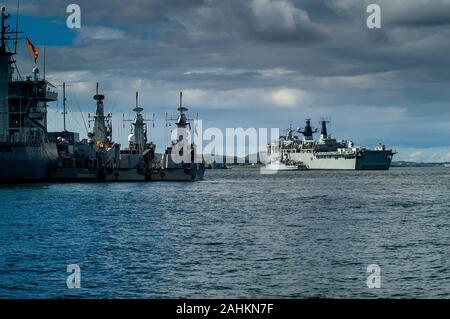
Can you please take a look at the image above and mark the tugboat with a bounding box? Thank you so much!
[0,7,59,182]
[264,124,308,171]
[264,157,308,171]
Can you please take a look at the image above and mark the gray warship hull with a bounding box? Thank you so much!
[0,143,58,182]
[151,163,205,181]
[288,149,394,170]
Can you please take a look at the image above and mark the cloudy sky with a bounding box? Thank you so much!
[4,0,450,161]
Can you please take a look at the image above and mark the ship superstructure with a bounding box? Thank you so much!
[89,83,112,146]
[267,119,396,170]
[0,7,59,181]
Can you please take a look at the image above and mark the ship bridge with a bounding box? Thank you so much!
[9,77,58,102]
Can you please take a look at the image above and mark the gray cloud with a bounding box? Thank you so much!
[5,0,450,159]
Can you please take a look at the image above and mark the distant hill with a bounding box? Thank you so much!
[203,155,450,168]
[391,161,449,168]
[203,152,266,165]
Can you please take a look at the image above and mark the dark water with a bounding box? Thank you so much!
[0,168,449,298]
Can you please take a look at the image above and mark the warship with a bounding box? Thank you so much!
[51,88,204,182]
[158,92,205,181]
[113,91,156,181]
[0,7,59,182]
[266,120,396,170]
[0,6,204,183]
[50,83,121,182]
[115,91,205,181]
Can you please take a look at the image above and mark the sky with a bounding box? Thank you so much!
[3,0,450,162]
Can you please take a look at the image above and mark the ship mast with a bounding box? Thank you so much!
[62,82,68,131]
[0,8,14,142]
[1,7,8,53]
[164,91,197,160]
[123,92,155,153]
[298,119,318,143]
[89,83,112,143]
[0,6,23,56]
[176,91,189,129]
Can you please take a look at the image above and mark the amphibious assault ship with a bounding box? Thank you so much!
[0,8,59,182]
[267,120,396,170]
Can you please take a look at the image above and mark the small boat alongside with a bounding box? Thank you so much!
[265,160,308,171]
[264,152,308,172]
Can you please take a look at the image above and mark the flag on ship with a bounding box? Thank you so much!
[26,37,39,64]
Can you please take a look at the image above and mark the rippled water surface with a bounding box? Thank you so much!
[1,168,449,298]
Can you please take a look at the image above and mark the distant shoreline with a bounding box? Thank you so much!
[205,161,450,169]
[391,161,450,168]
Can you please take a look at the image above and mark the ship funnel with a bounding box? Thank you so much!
[319,120,330,140]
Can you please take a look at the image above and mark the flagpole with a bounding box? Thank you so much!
[43,42,46,80]
[14,0,19,54]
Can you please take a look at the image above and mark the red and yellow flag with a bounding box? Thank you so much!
[26,37,39,64]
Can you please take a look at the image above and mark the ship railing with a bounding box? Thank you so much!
[1,134,42,144]
[8,83,58,102]
[315,151,356,157]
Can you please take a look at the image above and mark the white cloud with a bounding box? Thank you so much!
[179,87,310,109]
[259,68,298,77]
[251,0,310,32]
[183,68,250,76]
[395,147,450,162]
[270,88,308,108]
[410,150,423,160]
[443,152,450,162]
[77,26,125,41]
[315,71,405,90]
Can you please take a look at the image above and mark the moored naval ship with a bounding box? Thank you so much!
[0,8,59,182]
[51,88,204,182]
[50,83,121,181]
[111,91,156,181]
[267,119,396,170]
[158,92,205,181]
